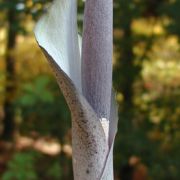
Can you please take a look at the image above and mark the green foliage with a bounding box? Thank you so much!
[18,76,54,106]
[2,151,38,180]
[160,0,180,36]
[15,75,71,140]
[2,151,64,180]
[47,162,62,179]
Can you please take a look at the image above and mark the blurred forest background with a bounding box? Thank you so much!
[0,0,179,179]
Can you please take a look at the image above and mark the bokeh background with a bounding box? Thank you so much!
[0,0,179,179]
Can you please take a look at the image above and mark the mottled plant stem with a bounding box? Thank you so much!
[34,0,117,179]
[82,0,113,119]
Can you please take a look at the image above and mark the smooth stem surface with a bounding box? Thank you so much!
[82,0,113,119]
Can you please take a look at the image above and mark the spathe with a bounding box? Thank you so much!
[34,0,81,92]
[34,0,118,179]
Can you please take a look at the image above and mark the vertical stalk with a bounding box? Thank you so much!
[82,0,113,119]
[34,0,117,179]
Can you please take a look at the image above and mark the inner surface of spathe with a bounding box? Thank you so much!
[100,118,109,143]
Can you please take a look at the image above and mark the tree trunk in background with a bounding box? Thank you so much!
[2,8,16,140]
[119,22,135,112]
[114,0,163,113]
[114,1,164,178]
[114,16,135,114]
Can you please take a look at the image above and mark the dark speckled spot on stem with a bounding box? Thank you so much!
[86,169,90,174]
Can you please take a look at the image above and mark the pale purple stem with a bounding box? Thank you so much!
[82,0,113,119]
